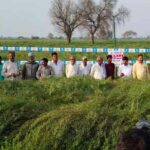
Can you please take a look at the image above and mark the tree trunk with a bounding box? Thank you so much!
[91,33,95,44]
[67,33,72,44]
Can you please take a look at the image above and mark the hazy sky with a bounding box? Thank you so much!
[0,0,150,38]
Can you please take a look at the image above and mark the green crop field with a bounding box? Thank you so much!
[0,39,150,48]
[0,78,150,150]
[1,51,150,62]
[0,39,150,61]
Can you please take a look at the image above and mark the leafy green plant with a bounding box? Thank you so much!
[0,78,150,150]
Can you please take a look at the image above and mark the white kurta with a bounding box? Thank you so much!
[90,63,106,80]
[79,63,92,76]
[66,63,79,78]
[49,60,64,77]
[2,61,20,80]
[118,64,132,78]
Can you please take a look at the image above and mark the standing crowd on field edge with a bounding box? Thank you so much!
[0,51,149,81]
[0,52,150,150]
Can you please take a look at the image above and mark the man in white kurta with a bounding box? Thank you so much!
[2,52,20,80]
[118,56,132,78]
[66,56,79,78]
[79,56,92,76]
[49,52,64,77]
[90,56,106,80]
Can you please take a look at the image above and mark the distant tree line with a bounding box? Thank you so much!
[122,30,137,39]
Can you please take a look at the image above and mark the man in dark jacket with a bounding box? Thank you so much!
[22,52,39,80]
[105,55,115,79]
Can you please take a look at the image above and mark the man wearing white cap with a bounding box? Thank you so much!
[22,52,39,80]
[90,56,106,80]
[79,56,92,76]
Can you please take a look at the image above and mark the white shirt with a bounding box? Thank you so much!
[49,60,64,77]
[2,61,20,80]
[118,64,132,78]
[90,63,106,80]
[66,63,79,78]
[79,62,92,76]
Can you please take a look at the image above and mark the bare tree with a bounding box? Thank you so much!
[50,0,83,43]
[48,33,54,39]
[122,30,137,39]
[112,6,130,47]
[96,28,113,39]
[80,0,117,44]
[112,6,130,24]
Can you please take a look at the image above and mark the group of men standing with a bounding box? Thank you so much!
[0,51,149,81]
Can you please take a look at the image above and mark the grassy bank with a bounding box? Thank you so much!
[0,78,150,150]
